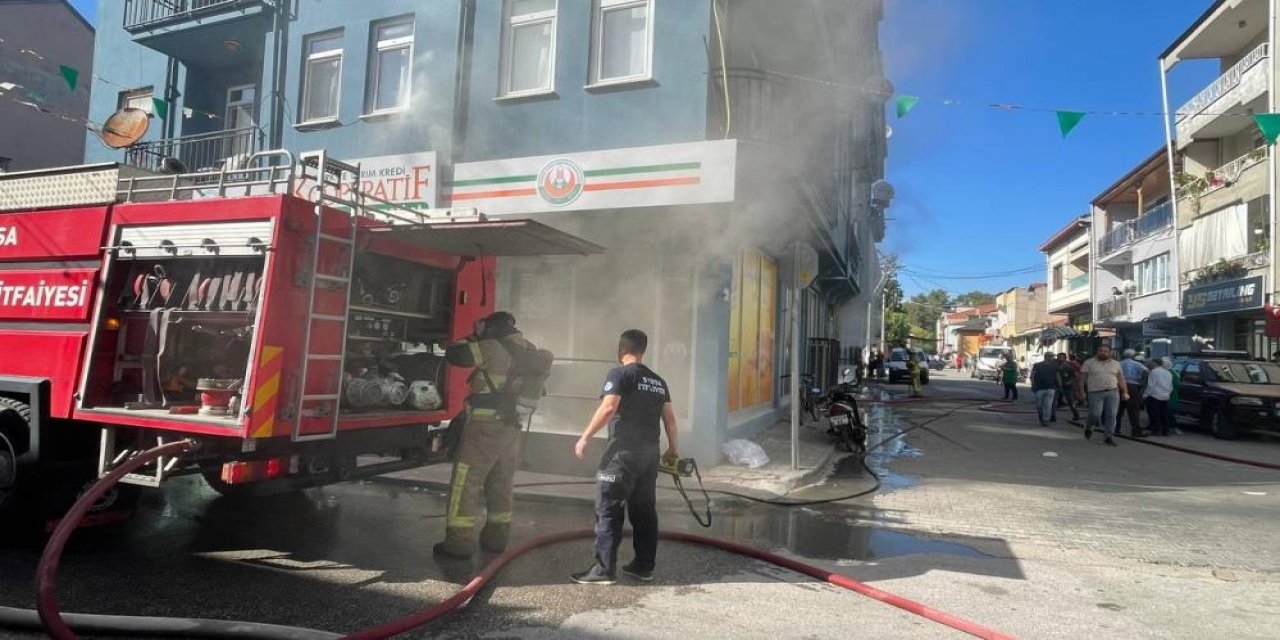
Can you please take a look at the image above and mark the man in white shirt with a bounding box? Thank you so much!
[1075,345,1128,446]
[1143,357,1174,437]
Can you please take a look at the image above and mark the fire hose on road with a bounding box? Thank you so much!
[12,399,1021,640]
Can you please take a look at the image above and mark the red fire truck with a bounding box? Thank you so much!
[0,150,600,531]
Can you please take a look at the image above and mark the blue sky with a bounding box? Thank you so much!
[881,0,1217,297]
[68,0,1219,299]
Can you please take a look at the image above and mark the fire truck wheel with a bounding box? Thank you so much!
[0,397,30,520]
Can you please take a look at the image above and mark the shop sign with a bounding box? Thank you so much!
[447,140,736,215]
[1182,276,1264,317]
[293,152,437,210]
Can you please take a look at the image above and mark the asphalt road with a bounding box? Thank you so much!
[3,372,1279,638]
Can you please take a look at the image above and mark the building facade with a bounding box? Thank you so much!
[86,0,890,468]
[993,283,1059,362]
[1040,215,1094,354]
[0,0,94,172]
[1090,149,1179,353]
[1160,0,1276,357]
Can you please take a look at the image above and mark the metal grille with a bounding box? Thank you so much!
[125,128,264,174]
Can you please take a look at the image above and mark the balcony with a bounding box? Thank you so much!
[1068,274,1089,291]
[123,0,275,69]
[1098,224,1132,259]
[1096,296,1130,323]
[1097,202,1175,265]
[124,127,263,174]
[710,67,794,148]
[1175,43,1269,147]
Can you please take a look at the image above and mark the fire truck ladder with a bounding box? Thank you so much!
[292,151,359,441]
[290,151,438,442]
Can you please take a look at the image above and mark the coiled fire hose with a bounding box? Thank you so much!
[24,402,1019,640]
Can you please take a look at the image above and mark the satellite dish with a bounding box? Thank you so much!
[100,107,150,149]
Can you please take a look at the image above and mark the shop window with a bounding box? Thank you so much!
[301,30,343,122]
[501,0,557,96]
[728,250,777,411]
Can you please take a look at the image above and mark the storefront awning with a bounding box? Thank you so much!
[1039,325,1097,347]
[367,219,606,257]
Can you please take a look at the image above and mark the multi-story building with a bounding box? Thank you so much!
[86,0,890,467]
[1041,214,1092,325]
[936,304,996,360]
[993,283,1059,362]
[1090,149,1178,351]
[0,0,94,171]
[1160,0,1276,356]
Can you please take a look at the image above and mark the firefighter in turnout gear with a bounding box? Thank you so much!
[434,311,538,559]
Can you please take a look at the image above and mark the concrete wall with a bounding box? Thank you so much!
[0,0,93,171]
[462,0,711,162]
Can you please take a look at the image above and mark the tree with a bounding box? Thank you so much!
[885,309,912,346]
[905,288,949,338]
[952,290,996,307]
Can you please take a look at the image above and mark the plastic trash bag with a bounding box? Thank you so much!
[722,438,770,469]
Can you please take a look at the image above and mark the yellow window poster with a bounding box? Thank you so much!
[727,249,778,411]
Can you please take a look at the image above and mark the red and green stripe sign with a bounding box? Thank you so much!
[448,161,702,203]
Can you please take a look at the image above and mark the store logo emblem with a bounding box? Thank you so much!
[537,159,584,206]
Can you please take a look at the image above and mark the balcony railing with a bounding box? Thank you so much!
[1177,42,1269,122]
[1099,224,1133,256]
[125,127,263,173]
[1097,296,1129,322]
[1132,201,1173,238]
[1067,274,1088,291]
[710,67,794,147]
[123,0,276,32]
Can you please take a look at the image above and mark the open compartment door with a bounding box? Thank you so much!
[366,219,605,257]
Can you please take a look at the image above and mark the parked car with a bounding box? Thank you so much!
[925,354,946,371]
[972,345,1013,381]
[887,348,931,385]
[1172,357,1280,439]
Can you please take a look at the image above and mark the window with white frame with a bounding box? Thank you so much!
[366,17,414,113]
[118,87,154,115]
[590,0,653,84]
[502,0,557,96]
[301,31,343,122]
[1134,253,1170,296]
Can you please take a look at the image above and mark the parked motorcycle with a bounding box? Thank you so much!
[825,368,867,454]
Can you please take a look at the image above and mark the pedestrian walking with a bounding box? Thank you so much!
[1144,357,1174,436]
[1055,352,1080,421]
[1000,353,1019,401]
[1030,354,1060,426]
[572,329,679,585]
[1075,345,1128,446]
[1119,348,1149,437]
[435,312,547,559]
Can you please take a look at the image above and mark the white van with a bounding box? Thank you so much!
[973,345,1013,381]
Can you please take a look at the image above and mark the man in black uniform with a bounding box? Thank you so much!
[571,329,679,585]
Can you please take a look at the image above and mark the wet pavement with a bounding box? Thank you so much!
[0,405,1004,639]
[4,373,1278,637]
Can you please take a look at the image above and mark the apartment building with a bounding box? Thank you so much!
[87,0,891,466]
[936,304,997,359]
[993,283,1059,362]
[1091,149,1178,351]
[1160,0,1276,356]
[0,0,93,171]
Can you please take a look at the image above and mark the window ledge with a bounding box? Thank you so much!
[1131,288,1172,301]
[294,118,341,131]
[494,90,558,103]
[360,109,409,121]
[585,76,656,93]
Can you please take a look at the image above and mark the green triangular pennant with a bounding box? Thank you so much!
[895,95,919,119]
[58,65,79,91]
[1056,110,1086,138]
[151,97,168,120]
[1255,113,1280,145]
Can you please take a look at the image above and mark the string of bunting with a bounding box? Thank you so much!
[0,36,222,122]
[757,67,1280,142]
